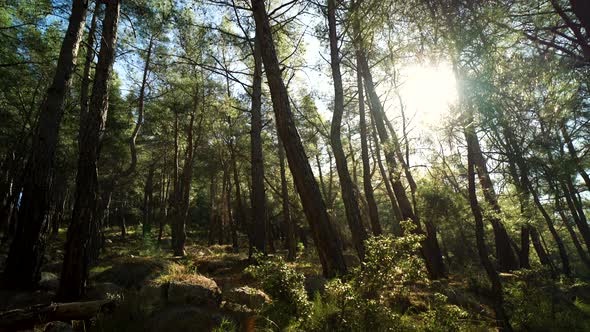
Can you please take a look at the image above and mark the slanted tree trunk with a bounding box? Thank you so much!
[561,178,590,254]
[251,0,346,277]
[279,139,296,261]
[557,199,590,270]
[369,117,402,235]
[3,0,88,289]
[358,49,445,278]
[470,135,520,272]
[465,118,512,332]
[530,226,554,271]
[356,49,380,236]
[561,123,590,193]
[56,0,120,301]
[327,0,367,260]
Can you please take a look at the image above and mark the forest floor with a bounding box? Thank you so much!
[1,227,590,331]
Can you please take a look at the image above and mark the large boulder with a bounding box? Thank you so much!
[166,275,222,308]
[93,257,167,289]
[39,272,59,291]
[43,321,75,332]
[145,306,223,332]
[224,286,270,311]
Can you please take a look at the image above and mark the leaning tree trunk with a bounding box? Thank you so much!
[356,49,381,236]
[279,138,297,261]
[466,117,512,332]
[358,49,445,279]
[327,0,367,260]
[251,0,346,277]
[370,117,402,235]
[3,0,88,289]
[470,135,520,272]
[56,0,120,302]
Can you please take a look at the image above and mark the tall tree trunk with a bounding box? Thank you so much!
[519,225,531,269]
[327,0,367,260]
[358,50,445,278]
[465,119,512,332]
[557,201,590,270]
[561,124,590,193]
[370,117,402,235]
[56,0,120,301]
[121,35,154,178]
[251,0,346,277]
[208,173,218,246]
[79,2,100,132]
[250,34,267,255]
[561,178,590,254]
[530,227,554,270]
[356,50,381,236]
[279,139,296,261]
[227,172,238,250]
[142,164,156,236]
[528,182,570,275]
[3,0,88,289]
[470,135,519,271]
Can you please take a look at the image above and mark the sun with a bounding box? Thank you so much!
[393,62,458,128]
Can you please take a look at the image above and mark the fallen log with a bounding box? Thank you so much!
[0,299,116,331]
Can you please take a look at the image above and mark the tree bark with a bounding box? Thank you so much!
[251,0,346,277]
[3,0,88,289]
[470,134,520,272]
[466,119,512,332]
[279,139,297,261]
[356,49,381,236]
[79,2,100,133]
[250,34,267,255]
[327,0,367,260]
[56,0,120,301]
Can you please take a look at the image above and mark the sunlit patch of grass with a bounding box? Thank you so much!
[90,265,113,274]
[153,262,210,285]
[574,298,590,315]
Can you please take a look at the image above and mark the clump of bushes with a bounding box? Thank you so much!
[249,221,469,331]
[246,254,311,329]
[504,268,590,331]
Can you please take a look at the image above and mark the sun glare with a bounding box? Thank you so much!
[395,63,458,128]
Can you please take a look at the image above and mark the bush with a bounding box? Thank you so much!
[246,254,311,329]
[504,268,590,331]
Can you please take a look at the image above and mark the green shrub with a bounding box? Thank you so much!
[420,293,468,332]
[504,268,590,331]
[246,254,311,329]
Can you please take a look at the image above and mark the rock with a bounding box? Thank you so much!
[39,272,59,291]
[86,282,124,301]
[43,321,75,332]
[145,306,223,332]
[224,286,270,311]
[304,274,327,296]
[93,257,167,289]
[167,276,222,308]
[138,282,167,311]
